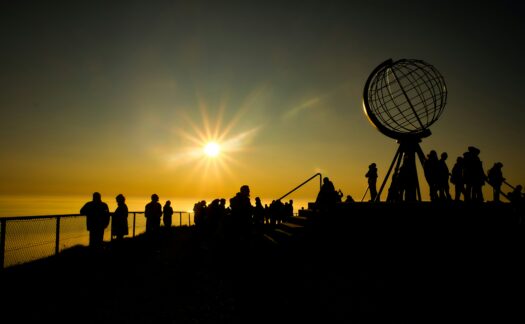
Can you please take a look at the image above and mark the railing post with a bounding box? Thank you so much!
[133,212,136,237]
[179,212,182,227]
[1,219,6,270]
[55,217,60,255]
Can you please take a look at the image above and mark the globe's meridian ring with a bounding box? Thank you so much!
[363,58,446,140]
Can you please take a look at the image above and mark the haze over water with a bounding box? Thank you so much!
[0,194,312,218]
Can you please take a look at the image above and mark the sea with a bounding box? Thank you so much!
[0,194,313,218]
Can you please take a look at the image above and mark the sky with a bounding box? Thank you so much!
[1,0,524,208]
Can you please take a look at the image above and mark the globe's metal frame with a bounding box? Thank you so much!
[362,58,447,202]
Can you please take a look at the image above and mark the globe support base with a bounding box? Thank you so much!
[375,137,427,203]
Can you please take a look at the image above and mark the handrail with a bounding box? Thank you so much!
[503,180,516,191]
[483,176,514,201]
[445,172,519,202]
[502,180,525,197]
[0,210,192,269]
[0,211,190,221]
[0,213,82,221]
[277,173,322,201]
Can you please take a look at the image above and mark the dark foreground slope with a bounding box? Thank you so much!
[304,202,525,322]
[1,202,524,323]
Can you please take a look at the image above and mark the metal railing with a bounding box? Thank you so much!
[0,211,192,269]
[277,173,322,201]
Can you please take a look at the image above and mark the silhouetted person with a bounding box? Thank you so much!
[316,177,339,210]
[508,185,523,205]
[229,185,253,242]
[437,152,452,201]
[284,199,294,221]
[218,198,228,235]
[80,192,110,250]
[268,200,277,226]
[450,156,465,201]
[345,195,355,203]
[398,154,417,202]
[193,200,208,246]
[508,185,524,223]
[276,199,286,224]
[203,199,223,250]
[194,200,207,229]
[487,162,505,202]
[253,197,265,234]
[145,194,162,235]
[424,150,439,201]
[219,198,227,214]
[163,200,174,227]
[365,163,378,201]
[336,189,344,203]
[111,194,129,242]
[215,198,228,244]
[463,146,485,202]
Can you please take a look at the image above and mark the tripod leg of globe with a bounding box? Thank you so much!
[361,186,369,202]
[415,143,426,165]
[416,171,422,201]
[397,140,420,202]
[386,147,404,202]
[415,143,428,201]
[376,145,402,202]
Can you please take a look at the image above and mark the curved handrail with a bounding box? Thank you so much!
[277,173,322,201]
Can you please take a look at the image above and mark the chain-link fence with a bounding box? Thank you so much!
[0,211,193,269]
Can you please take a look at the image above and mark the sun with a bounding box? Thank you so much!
[168,96,261,186]
[203,142,221,157]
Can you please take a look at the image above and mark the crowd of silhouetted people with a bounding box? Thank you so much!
[79,144,523,250]
[78,186,301,251]
[366,145,523,207]
[80,192,171,250]
[192,185,297,251]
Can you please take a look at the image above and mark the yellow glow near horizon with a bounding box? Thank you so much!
[203,142,221,157]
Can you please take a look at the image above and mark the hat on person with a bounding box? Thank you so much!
[468,146,480,155]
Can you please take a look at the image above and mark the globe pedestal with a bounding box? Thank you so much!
[377,136,427,203]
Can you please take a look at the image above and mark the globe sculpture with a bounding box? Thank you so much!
[362,59,447,202]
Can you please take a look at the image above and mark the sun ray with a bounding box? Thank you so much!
[214,97,228,140]
[177,114,207,146]
[164,88,268,196]
[198,97,214,140]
